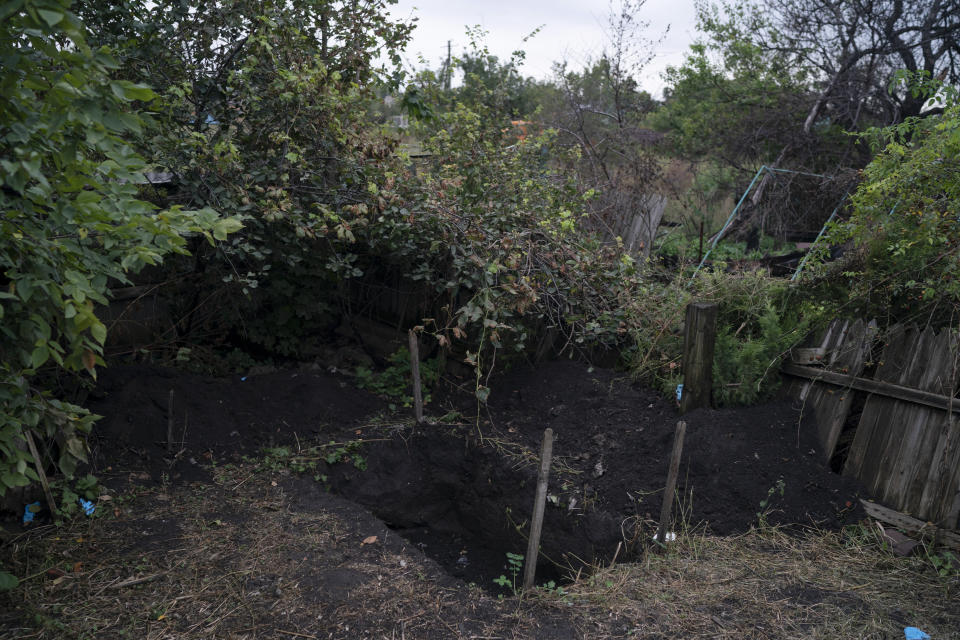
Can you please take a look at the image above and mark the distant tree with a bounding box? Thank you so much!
[457,27,539,119]
[653,10,819,170]
[753,0,960,126]
[649,0,960,241]
[402,26,541,123]
[546,0,666,256]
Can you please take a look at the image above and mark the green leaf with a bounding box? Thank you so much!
[64,436,88,463]
[0,571,18,591]
[0,1,26,22]
[1,471,29,489]
[30,345,48,369]
[37,8,63,26]
[89,321,107,345]
[212,217,244,241]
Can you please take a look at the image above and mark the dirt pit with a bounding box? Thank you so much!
[63,359,867,595]
[316,430,622,592]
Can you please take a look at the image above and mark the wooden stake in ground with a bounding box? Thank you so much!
[697,219,704,264]
[25,429,58,516]
[408,330,424,424]
[523,427,554,591]
[167,389,175,454]
[680,302,718,414]
[657,420,687,545]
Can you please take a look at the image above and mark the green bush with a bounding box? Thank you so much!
[806,72,960,326]
[0,0,239,493]
[355,347,441,407]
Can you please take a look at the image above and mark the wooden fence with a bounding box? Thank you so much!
[783,319,960,534]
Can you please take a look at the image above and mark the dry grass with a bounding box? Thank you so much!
[0,463,546,639]
[538,524,960,639]
[2,459,958,639]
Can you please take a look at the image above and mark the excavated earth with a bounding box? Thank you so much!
[74,359,865,590]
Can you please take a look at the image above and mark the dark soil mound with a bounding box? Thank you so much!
[476,360,864,535]
[80,359,865,588]
[86,364,385,481]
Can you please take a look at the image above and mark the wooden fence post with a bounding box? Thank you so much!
[408,330,424,424]
[25,429,57,516]
[680,302,718,414]
[167,389,175,454]
[523,428,554,591]
[657,421,687,544]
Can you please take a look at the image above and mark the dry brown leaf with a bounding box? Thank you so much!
[82,349,96,372]
[362,535,378,545]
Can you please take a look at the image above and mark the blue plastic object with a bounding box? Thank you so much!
[905,627,931,640]
[78,498,95,517]
[22,501,41,524]
[675,384,684,403]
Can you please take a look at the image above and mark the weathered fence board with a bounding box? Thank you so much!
[782,363,960,414]
[786,321,960,531]
[842,325,914,489]
[847,327,959,527]
[792,319,843,404]
[884,330,952,516]
[796,318,874,461]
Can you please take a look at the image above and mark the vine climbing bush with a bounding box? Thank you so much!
[805,71,960,327]
[0,0,240,494]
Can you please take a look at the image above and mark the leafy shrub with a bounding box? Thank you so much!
[693,269,819,405]
[806,71,960,326]
[622,266,820,406]
[0,0,239,493]
[74,0,415,356]
[355,347,441,407]
[318,102,653,397]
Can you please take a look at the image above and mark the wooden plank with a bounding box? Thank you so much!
[789,319,846,413]
[864,327,930,497]
[876,328,946,513]
[788,321,836,402]
[918,415,960,527]
[817,319,874,461]
[657,421,687,544]
[826,319,852,368]
[948,479,960,531]
[781,362,960,415]
[408,330,424,425]
[887,329,953,515]
[860,499,960,550]
[843,324,912,486]
[918,329,960,527]
[523,428,554,591]
[797,318,852,460]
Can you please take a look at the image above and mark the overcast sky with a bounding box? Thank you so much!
[386,0,700,96]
